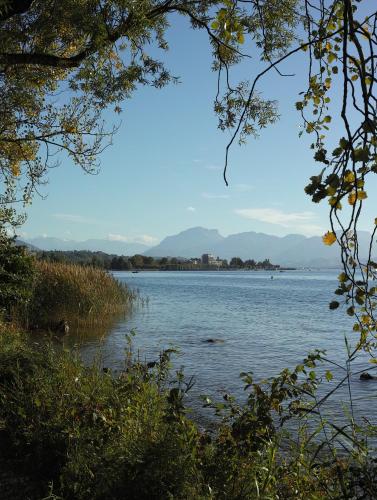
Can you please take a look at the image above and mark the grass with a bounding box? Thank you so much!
[25,260,137,329]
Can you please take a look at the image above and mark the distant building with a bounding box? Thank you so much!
[201,253,224,267]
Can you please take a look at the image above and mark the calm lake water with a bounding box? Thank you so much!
[70,270,377,425]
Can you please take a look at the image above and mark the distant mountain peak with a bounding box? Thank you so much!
[174,226,222,236]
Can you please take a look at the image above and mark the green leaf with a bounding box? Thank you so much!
[347,306,355,316]
[325,370,333,381]
[353,147,370,163]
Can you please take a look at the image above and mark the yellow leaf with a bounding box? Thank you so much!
[361,25,371,40]
[338,272,347,282]
[328,197,342,209]
[348,191,357,205]
[351,74,359,81]
[374,218,377,225]
[237,32,244,44]
[344,171,355,183]
[322,231,337,246]
[361,314,371,325]
[10,161,20,176]
[358,190,367,200]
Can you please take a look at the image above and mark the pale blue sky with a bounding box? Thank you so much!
[20,13,377,246]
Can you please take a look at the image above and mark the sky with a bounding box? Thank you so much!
[19,11,377,246]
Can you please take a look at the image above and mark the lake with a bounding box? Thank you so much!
[69,270,377,425]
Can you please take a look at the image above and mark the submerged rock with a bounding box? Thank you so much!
[360,372,376,380]
[203,338,224,344]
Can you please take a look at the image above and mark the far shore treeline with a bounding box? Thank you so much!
[34,249,287,271]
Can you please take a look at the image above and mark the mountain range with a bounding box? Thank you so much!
[23,227,372,267]
[144,227,372,267]
[23,236,149,256]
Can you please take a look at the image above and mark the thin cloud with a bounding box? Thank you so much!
[204,164,222,171]
[136,234,159,245]
[52,213,97,224]
[233,183,254,192]
[108,233,129,242]
[234,208,323,235]
[187,206,196,212]
[108,233,158,245]
[202,192,230,199]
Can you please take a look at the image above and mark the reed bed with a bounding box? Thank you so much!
[28,261,136,328]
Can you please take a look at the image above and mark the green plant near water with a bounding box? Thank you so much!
[27,260,136,329]
[0,233,35,322]
[0,330,376,499]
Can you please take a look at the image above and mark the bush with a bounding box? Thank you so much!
[0,233,35,321]
[0,332,203,499]
[0,332,374,499]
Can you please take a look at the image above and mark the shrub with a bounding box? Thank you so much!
[0,332,203,499]
[0,332,374,499]
[0,233,35,322]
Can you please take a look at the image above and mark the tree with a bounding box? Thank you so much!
[230,257,243,268]
[244,259,256,269]
[159,257,168,267]
[0,0,298,227]
[130,254,144,269]
[142,255,155,268]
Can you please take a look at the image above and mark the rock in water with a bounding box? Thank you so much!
[360,372,376,380]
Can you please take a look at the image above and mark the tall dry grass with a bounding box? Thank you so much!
[27,260,136,328]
